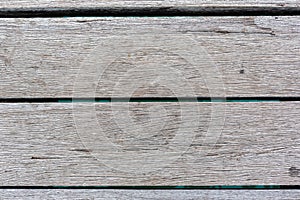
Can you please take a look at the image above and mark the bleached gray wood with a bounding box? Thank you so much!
[0,189,299,200]
[0,0,299,8]
[0,102,299,185]
[0,17,299,98]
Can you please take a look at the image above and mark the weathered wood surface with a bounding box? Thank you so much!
[0,102,299,185]
[0,189,299,200]
[0,0,299,8]
[0,17,299,98]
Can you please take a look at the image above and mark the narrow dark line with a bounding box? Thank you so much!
[0,7,299,18]
[0,98,64,103]
[0,97,300,103]
[224,97,300,102]
[0,185,299,190]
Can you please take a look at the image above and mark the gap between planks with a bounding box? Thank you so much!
[2,97,300,103]
[0,7,300,17]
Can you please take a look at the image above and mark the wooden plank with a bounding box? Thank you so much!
[0,102,299,185]
[0,17,299,98]
[0,189,299,199]
[0,0,299,9]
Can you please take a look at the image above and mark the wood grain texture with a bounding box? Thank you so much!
[0,0,299,8]
[0,17,299,98]
[0,189,299,200]
[0,102,299,185]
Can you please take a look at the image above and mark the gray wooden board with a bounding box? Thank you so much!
[0,189,299,200]
[0,17,299,98]
[0,0,299,8]
[0,102,299,185]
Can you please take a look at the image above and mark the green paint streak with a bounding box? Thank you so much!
[58,99,72,103]
[210,99,226,102]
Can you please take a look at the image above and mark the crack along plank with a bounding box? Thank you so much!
[0,102,299,185]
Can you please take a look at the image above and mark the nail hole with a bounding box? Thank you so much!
[289,167,299,177]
